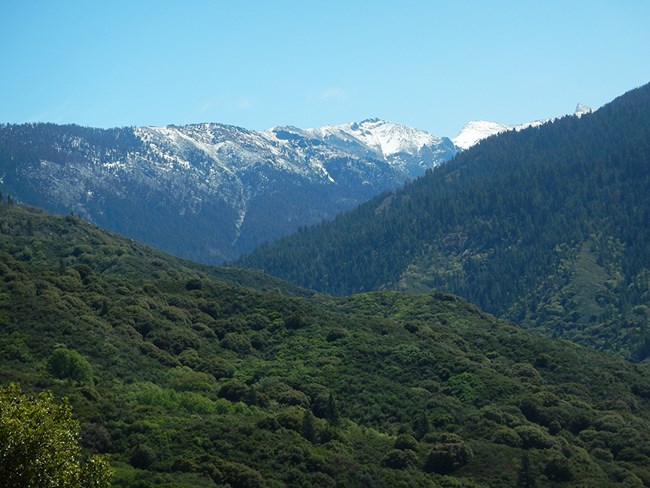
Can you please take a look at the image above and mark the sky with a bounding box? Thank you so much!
[1,0,649,137]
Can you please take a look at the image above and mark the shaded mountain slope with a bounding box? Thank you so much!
[237,83,650,361]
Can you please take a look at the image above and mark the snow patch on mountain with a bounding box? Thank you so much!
[452,119,547,150]
[453,103,592,150]
[306,118,439,157]
[296,118,458,177]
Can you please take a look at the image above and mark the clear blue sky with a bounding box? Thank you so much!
[2,0,649,137]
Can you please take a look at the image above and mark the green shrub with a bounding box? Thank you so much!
[166,366,216,392]
[381,449,418,469]
[590,447,613,462]
[446,372,486,404]
[277,407,304,432]
[218,380,250,402]
[394,434,418,451]
[47,347,93,384]
[0,333,33,363]
[197,356,234,379]
[411,410,432,439]
[515,425,555,449]
[221,332,253,354]
[178,349,201,368]
[302,409,317,442]
[149,328,200,355]
[326,327,348,342]
[130,444,157,469]
[491,427,522,447]
[185,278,203,291]
[544,452,573,482]
[246,313,271,330]
[276,388,310,407]
[179,392,215,414]
[80,423,112,453]
[424,436,473,474]
[285,313,309,329]
[311,392,339,423]
[134,382,181,411]
[219,460,264,487]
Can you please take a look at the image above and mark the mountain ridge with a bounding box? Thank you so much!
[452,104,592,150]
[0,102,585,264]
[0,118,456,263]
[236,83,649,361]
[299,117,458,176]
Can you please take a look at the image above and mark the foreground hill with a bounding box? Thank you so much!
[0,118,456,263]
[237,83,650,362]
[1,203,650,487]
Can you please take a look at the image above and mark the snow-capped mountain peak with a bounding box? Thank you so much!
[295,118,458,177]
[304,118,439,157]
[452,121,513,151]
[453,103,594,150]
[574,103,592,117]
[452,118,548,150]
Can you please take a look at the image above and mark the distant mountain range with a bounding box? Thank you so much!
[0,105,584,263]
[0,119,458,262]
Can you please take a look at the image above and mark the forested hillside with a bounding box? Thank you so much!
[237,83,650,361]
[2,203,650,486]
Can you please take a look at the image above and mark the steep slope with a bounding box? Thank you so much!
[237,83,650,361]
[2,203,650,487]
[0,119,455,263]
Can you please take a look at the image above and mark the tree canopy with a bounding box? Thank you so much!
[0,383,112,488]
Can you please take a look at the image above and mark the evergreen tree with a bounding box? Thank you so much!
[302,409,316,442]
[516,453,535,488]
[413,411,430,440]
[326,392,339,425]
